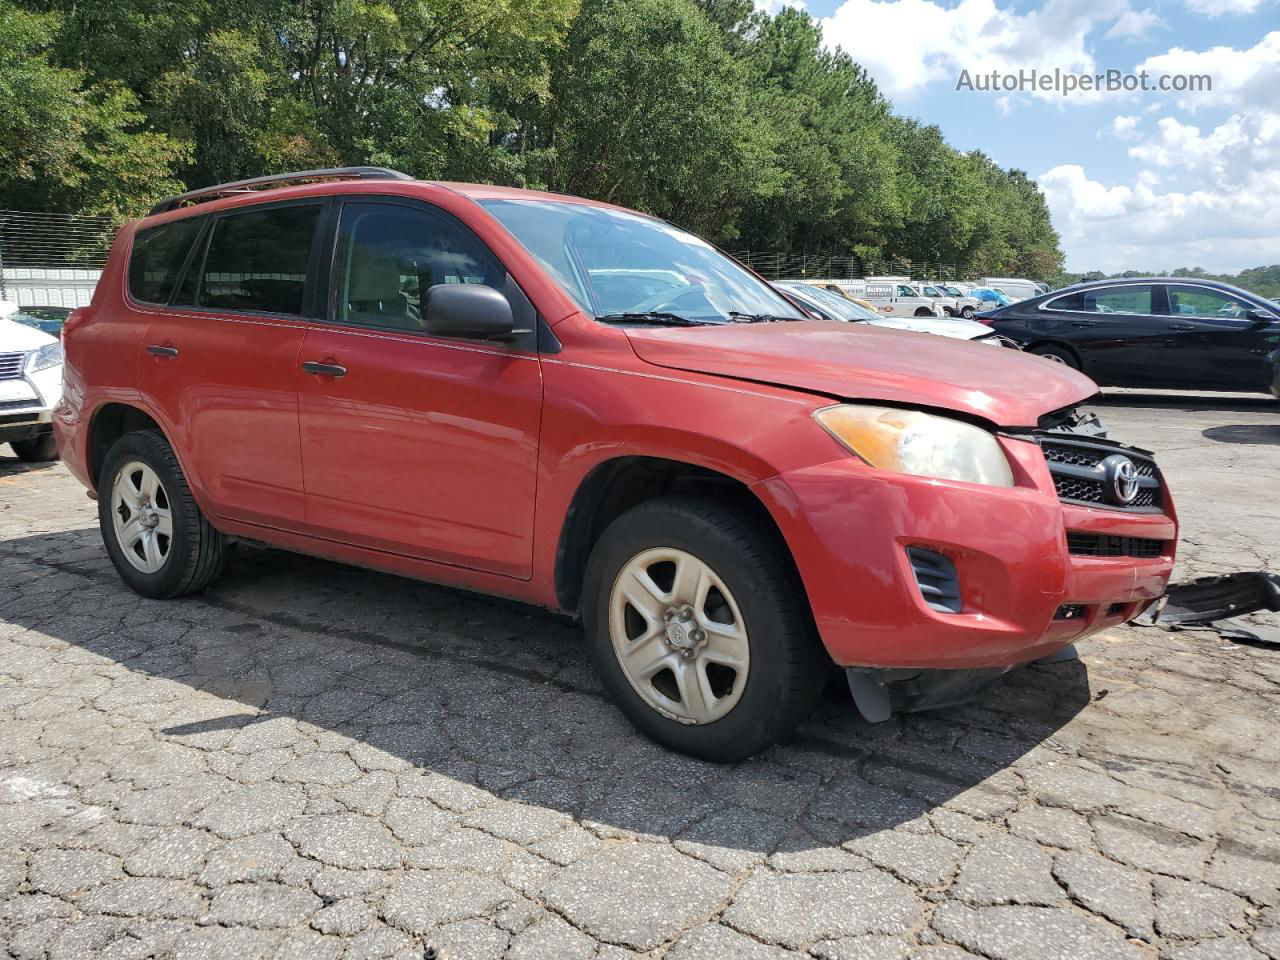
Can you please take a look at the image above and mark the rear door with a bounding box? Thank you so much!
[1158,284,1280,390]
[136,200,323,529]
[296,198,542,578]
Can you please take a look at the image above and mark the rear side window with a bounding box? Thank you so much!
[197,204,321,315]
[128,217,204,304]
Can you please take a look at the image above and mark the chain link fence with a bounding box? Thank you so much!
[731,251,966,282]
[0,210,114,309]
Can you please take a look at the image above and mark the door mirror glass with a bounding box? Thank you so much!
[1247,307,1278,322]
[424,283,514,340]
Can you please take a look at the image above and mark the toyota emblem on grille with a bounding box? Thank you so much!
[1101,454,1141,505]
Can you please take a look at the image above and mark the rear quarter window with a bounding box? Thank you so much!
[128,217,204,304]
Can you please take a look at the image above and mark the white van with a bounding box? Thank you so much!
[861,282,942,318]
[979,278,1040,302]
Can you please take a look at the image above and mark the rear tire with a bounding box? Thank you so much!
[11,434,59,462]
[98,430,228,599]
[582,496,827,762]
[1030,344,1080,369]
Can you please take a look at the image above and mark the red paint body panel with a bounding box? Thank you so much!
[624,320,1098,427]
[296,325,542,577]
[54,177,1178,676]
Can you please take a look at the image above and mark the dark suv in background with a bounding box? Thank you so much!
[985,277,1280,396]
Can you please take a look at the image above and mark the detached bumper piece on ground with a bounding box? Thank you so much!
[1139,571,1280,647]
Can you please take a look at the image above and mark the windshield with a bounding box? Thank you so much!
[782,283,881,322]
[478,199,805,324]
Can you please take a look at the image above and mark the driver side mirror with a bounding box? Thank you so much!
[1247,307,1278,323]
[424,284,514,340]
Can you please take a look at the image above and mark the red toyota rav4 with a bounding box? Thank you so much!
[54,168,1177,761]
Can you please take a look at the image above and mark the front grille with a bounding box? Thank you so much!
[1036,435,1163,511]
[1067,532,1165,558]
[0,352,25,380]
[907,547,962,614]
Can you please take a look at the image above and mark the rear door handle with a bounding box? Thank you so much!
[146,344,179,358]
[301,361,347,378]
[1168,323,1196,331]
[1070,320,1096,327]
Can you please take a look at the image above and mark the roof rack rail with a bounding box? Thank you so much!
[148,166,414,216]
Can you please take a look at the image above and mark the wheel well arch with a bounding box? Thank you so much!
[1025,339,1084,368]
[88,403,164,486]
[553,456,803,616]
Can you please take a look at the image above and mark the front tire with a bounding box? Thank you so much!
[11,434,59,462]
[98,430,228,599]
[961,306,976,319]
[582,496,826,762]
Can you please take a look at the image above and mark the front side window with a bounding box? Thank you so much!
[1164,285,1251,319]
[334,202,510,331]
[897,285,916,297]
[1048,286,1153,315]
[128,217,204,304]
[477,199,803,325]
[197,204,321,315]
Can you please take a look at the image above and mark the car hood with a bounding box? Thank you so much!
[624,319,1096,427]
[0,317,57,351]
[865,315,990,340]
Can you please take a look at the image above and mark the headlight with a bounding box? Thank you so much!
[814,404,1015,487]
[26,342,63,373]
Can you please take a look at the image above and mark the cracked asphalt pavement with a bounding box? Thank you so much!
[1,391,1278,960]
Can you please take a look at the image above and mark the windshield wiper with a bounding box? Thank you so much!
[596,312,706,327]
[726,311,802,323]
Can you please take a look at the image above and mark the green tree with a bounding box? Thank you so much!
[539,0,772,240]
[0,0,187,218]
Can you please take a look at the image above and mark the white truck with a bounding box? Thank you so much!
[978,277,1042,302]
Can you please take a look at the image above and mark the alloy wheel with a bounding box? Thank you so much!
[111,461,173,574]
[608,547,750,724]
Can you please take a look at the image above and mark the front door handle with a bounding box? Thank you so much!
[301,361,347,378]
[1070,320,1096,327]
[1168,323,1196,331]
[146,344,179,358]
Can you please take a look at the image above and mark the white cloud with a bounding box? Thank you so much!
[1105,7,1163,39]
[1127,111,1280,181]
[1138,31,1280,111]
[818,0,1139,100]
[1039,152,1280,272]
[1111,114,1141,138]
[1182,0,1263,16]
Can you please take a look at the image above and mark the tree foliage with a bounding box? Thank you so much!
[3,0,1064,275]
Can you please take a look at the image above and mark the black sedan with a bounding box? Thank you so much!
[984,278,1280,395]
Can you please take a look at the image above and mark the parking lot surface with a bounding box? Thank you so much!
[2,392,1279,960]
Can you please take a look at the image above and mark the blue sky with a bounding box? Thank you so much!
[766,0,1280,273]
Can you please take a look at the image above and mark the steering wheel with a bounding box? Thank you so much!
[623,283,706,314]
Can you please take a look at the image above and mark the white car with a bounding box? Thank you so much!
[775,282,1014,346]
[924,283,985,319]
[978,277,1041,302]
[1,306,64,461]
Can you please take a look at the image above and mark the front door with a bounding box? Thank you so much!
[137,201,323,529]
[297,199,543,579]
[1158,284,1280,390]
